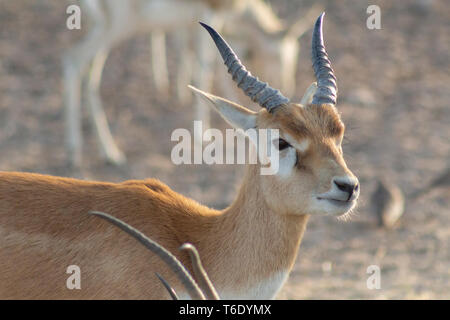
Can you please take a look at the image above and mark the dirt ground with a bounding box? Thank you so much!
[0,0,448,299]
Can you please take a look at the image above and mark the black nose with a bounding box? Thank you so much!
[334,180,359,200]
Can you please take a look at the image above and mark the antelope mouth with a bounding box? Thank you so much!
[316,197,356,208]
[315,196,357,217]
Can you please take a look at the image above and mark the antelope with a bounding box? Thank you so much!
[0,13,359,299]
[63,0,319,167]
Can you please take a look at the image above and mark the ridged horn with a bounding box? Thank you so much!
[199,22,289,112]
[180,243,220,300]
[311,13,338,106]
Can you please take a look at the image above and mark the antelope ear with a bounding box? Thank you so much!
[300,82,318,106]
[188,85,257,131]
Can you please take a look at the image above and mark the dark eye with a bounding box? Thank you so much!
[276,138,291,151]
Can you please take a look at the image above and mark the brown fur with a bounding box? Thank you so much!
[0,168,308,299]
[0,97,356,299]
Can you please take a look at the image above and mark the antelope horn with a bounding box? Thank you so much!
[155,272,179,300]
[180,243,220,300]
[311,12,338,106]
[199,22,289,113]
[89,211,205,300]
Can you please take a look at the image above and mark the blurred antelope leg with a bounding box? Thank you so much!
[86,48,126,165]
[63,3,108,167]
[151,30,169,96]
[63,60,83,168]
[174,29,194,105]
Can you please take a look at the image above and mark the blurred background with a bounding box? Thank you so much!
[0,0,448,299]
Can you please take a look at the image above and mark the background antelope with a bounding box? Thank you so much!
[0,14,360,299]
[63,0,320,167]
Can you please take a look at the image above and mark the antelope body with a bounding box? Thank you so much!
[0,170,306,299]
[1,14,359,299]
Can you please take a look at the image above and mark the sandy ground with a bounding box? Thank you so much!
[0,0,448,299]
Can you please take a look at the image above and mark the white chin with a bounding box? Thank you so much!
[313,198,356,216]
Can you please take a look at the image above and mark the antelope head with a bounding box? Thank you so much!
[191,13,359,218]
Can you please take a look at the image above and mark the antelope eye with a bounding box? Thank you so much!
[275,138,291,151]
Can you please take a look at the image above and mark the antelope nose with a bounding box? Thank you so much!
[333,178,359,201]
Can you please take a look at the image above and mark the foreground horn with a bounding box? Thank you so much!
[199,22,289,113]
[89,211,206,300]
[311,12,338,106]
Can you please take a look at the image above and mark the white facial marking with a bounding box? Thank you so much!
[277,147,296,178]
[275,134,310,179]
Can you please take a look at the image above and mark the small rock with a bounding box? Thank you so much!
[372,178,405,228]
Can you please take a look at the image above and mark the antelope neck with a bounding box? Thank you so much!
[200,164,309,293]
